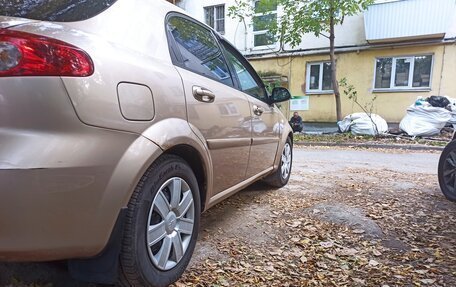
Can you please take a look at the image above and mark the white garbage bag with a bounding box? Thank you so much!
[337,116,352,133]
[337,113,388,136]
[446,96,456,111]
[399,105,451,136]
[445,96,456,125]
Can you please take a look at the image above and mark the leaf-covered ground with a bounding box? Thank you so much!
[1,147,454,287]
[173,147,456,287]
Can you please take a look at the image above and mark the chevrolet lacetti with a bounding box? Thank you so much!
[0,0,293,286]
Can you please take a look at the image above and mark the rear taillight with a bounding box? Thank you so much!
[0,29,94,77]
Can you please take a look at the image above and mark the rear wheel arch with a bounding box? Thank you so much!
[141,118,214,211]
[165,145,208,212]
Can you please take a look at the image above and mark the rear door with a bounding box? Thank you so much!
[221,42,280,178]
[166,15,252,195]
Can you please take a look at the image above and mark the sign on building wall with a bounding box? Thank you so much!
[290,96,309,111]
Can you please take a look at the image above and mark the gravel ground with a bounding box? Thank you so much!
[1,147,455,287]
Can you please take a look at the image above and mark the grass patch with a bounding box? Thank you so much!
[294,133,449,147]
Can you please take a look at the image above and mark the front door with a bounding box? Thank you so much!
[166,15,252,194]
[221,42,280,177]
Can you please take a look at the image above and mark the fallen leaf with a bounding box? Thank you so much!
[286,221,302,228]
[338,248,358,256]
[353,278,366,285]
[320,241,334,248]
[369,259,379,267]
[420,279,436,284]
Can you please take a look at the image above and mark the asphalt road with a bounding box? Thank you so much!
[0,147,444,287]
[293,146,439,174]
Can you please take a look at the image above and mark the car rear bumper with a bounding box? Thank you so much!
[0,126,145,261]
[0,77,162,261]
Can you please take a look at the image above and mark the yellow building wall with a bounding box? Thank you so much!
[250,44,456,122]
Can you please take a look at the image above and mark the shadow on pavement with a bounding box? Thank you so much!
[0,182,270,287]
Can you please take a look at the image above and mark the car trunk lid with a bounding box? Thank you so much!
[0,16,36,29]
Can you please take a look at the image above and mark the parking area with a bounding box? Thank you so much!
[1,147,455,286]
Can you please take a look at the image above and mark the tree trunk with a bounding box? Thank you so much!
[329,3,342,122]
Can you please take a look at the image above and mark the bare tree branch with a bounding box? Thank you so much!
[319,33,330,39]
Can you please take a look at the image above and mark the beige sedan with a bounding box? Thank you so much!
[0,0,293,286]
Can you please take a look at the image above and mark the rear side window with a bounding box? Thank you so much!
[222,42,267,101]
[224,48,266,101]
[0,0,117,22]
[167,16,234,87]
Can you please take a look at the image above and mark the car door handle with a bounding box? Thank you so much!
[253,105,264,116]
[192,86,215,103]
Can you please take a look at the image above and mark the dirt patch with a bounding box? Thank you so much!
[174,149,456,287]
[306,203,383,238]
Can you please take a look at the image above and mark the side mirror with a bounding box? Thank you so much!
[271,87,291,103]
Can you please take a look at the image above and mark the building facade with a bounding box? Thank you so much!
[177,0,456,123]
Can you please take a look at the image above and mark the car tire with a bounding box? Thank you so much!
[119,154,201,287]
[263,137,293,188]
[438,140,456,202]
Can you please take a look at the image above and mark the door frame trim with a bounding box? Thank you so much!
[206,138,251,150]
[251,137,279,146]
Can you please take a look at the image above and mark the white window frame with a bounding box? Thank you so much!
[305,61,333,94]
[204,5,225,34]
[251,0,278,50]
[373,54,434,92]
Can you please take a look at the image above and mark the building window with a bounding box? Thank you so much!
[204,5,225,34]
[252,0,277,47]
[306,62,333,93]
[374,55,433,90]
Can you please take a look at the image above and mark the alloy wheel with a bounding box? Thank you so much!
[281,143,292,180]
[146,177,195,271]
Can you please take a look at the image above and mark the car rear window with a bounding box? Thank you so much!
[0,0,118,22]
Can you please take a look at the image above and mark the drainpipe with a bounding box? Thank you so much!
[438,44,447,96]
[243,19,248,52]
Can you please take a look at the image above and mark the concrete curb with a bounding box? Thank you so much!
[295,141,445,151]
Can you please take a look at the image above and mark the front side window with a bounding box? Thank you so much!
[374,55,433,90]
[252,0,277,47]
[223,45,267,101]
[306,62,333,93]
[204,5,225,34]
[167,16,233,87]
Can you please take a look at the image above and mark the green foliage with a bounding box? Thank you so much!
[228,0,255,21]
[229,0,374,48]
[339,77,358,101]
[264,79,282,94]
[340,77,380,136]
[339,77,377,116]
[229,0,374,122]
[229,0,280,46]
[228,0,279,19]
[257,71,282,94]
